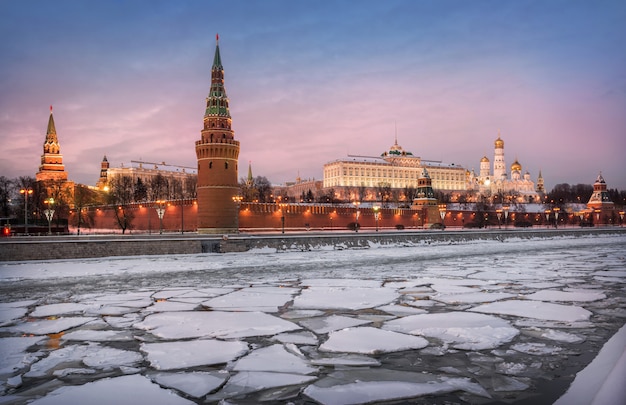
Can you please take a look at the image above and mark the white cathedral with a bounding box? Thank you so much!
[469,135,544,203]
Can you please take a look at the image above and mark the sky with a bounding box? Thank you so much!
[1,0,625,191]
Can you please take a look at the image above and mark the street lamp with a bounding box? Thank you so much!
[19,187,33,235]
[373,205,380,232]
[438,204,447,230]
[620,211,625,227]
[545,210,551,228]
[553,207,560,229]
[156,200,165,234]
[353,201,360,232]
[595,209,601,225]
[279,203,287,234]
[232,195,243,232]
[44,198,55,235]
[503,205,509,229]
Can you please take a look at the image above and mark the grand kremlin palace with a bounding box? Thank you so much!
[324,140,469,200]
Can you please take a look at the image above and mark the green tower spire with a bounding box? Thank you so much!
[205,34,230,117]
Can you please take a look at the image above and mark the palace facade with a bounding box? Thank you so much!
[323,139,468,201]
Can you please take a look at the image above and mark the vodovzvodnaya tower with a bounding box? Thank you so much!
[195,35,240,233]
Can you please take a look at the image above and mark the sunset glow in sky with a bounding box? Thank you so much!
[1,0,625,190]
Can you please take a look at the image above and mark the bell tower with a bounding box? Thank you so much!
[36,106,69,182]
[195,35,240,234]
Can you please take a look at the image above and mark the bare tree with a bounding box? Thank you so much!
[72,185,97,235]
[0,176,14,218]
[109,175,135,234]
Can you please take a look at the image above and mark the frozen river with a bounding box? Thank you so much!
[1,234,625,404]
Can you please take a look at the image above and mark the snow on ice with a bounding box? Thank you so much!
[0,233,625,404]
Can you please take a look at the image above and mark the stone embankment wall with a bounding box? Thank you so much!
[1,228,624,262]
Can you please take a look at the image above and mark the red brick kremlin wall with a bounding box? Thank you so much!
[64,201,601,234]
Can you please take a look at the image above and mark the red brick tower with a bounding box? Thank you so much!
[195,35,240,233]
[36,106,69,182]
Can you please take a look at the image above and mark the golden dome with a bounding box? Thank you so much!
[480,156,490,163]
[494,136,504,149]
[511,159,522,172]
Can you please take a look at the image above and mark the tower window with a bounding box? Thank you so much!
[225,162,229,169]
[209,162,213,169]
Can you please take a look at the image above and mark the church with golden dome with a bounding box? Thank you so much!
[469,134,544,202]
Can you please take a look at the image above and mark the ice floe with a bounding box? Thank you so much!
[298,314,372,334]
[233,344,317,374]
[523,289,606,302]
[28,374,194,405]
[10,316,97,335]
[151,371,228,398]
[470,300,592,322]
[134,311,300,339]
[293,286,398,310]
[320,326,429,354]
[141,339,248,370]
[384,311,519,350]
[202,286,297,312]
[304,369,490,405]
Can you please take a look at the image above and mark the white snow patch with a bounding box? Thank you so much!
[0,336,45,375]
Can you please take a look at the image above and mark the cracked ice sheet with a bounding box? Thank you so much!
[384,312,519,350]
[9,316,97,335]
[470,300,592,322]
[0,336,45,375]
[208,371,317,400]
[134,311,300,339]
[433,292,516,304]
[29,374,194,405]
[234,344,317,374]
[141,340,248,370]
[304,369,489,405]
[26,343,142,377]
[30,303,94,317]
[523,290,606,302]
[293,286,398,310]
[202,286,298,312]
[320,327,429,354]
[150,371,228,398]
[299,314,372,334]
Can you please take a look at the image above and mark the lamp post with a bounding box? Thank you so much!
[553,207,560,229]
[503,205,509,229]
[353,201,360,232]
[496,209,502,229]
[19,187,33,235]
[595,209,601,225]
[545,210,551,228]
[329,213,333,231]
[438,204,446,230]
[156,200,165,234]
[373,206,380,232]
[280,203,287,234]
[44,198,55,235]
[620,211,625,227]
[232,195,243,232]
[180,198,184,235]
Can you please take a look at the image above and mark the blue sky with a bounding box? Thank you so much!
[1,0,625,190]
